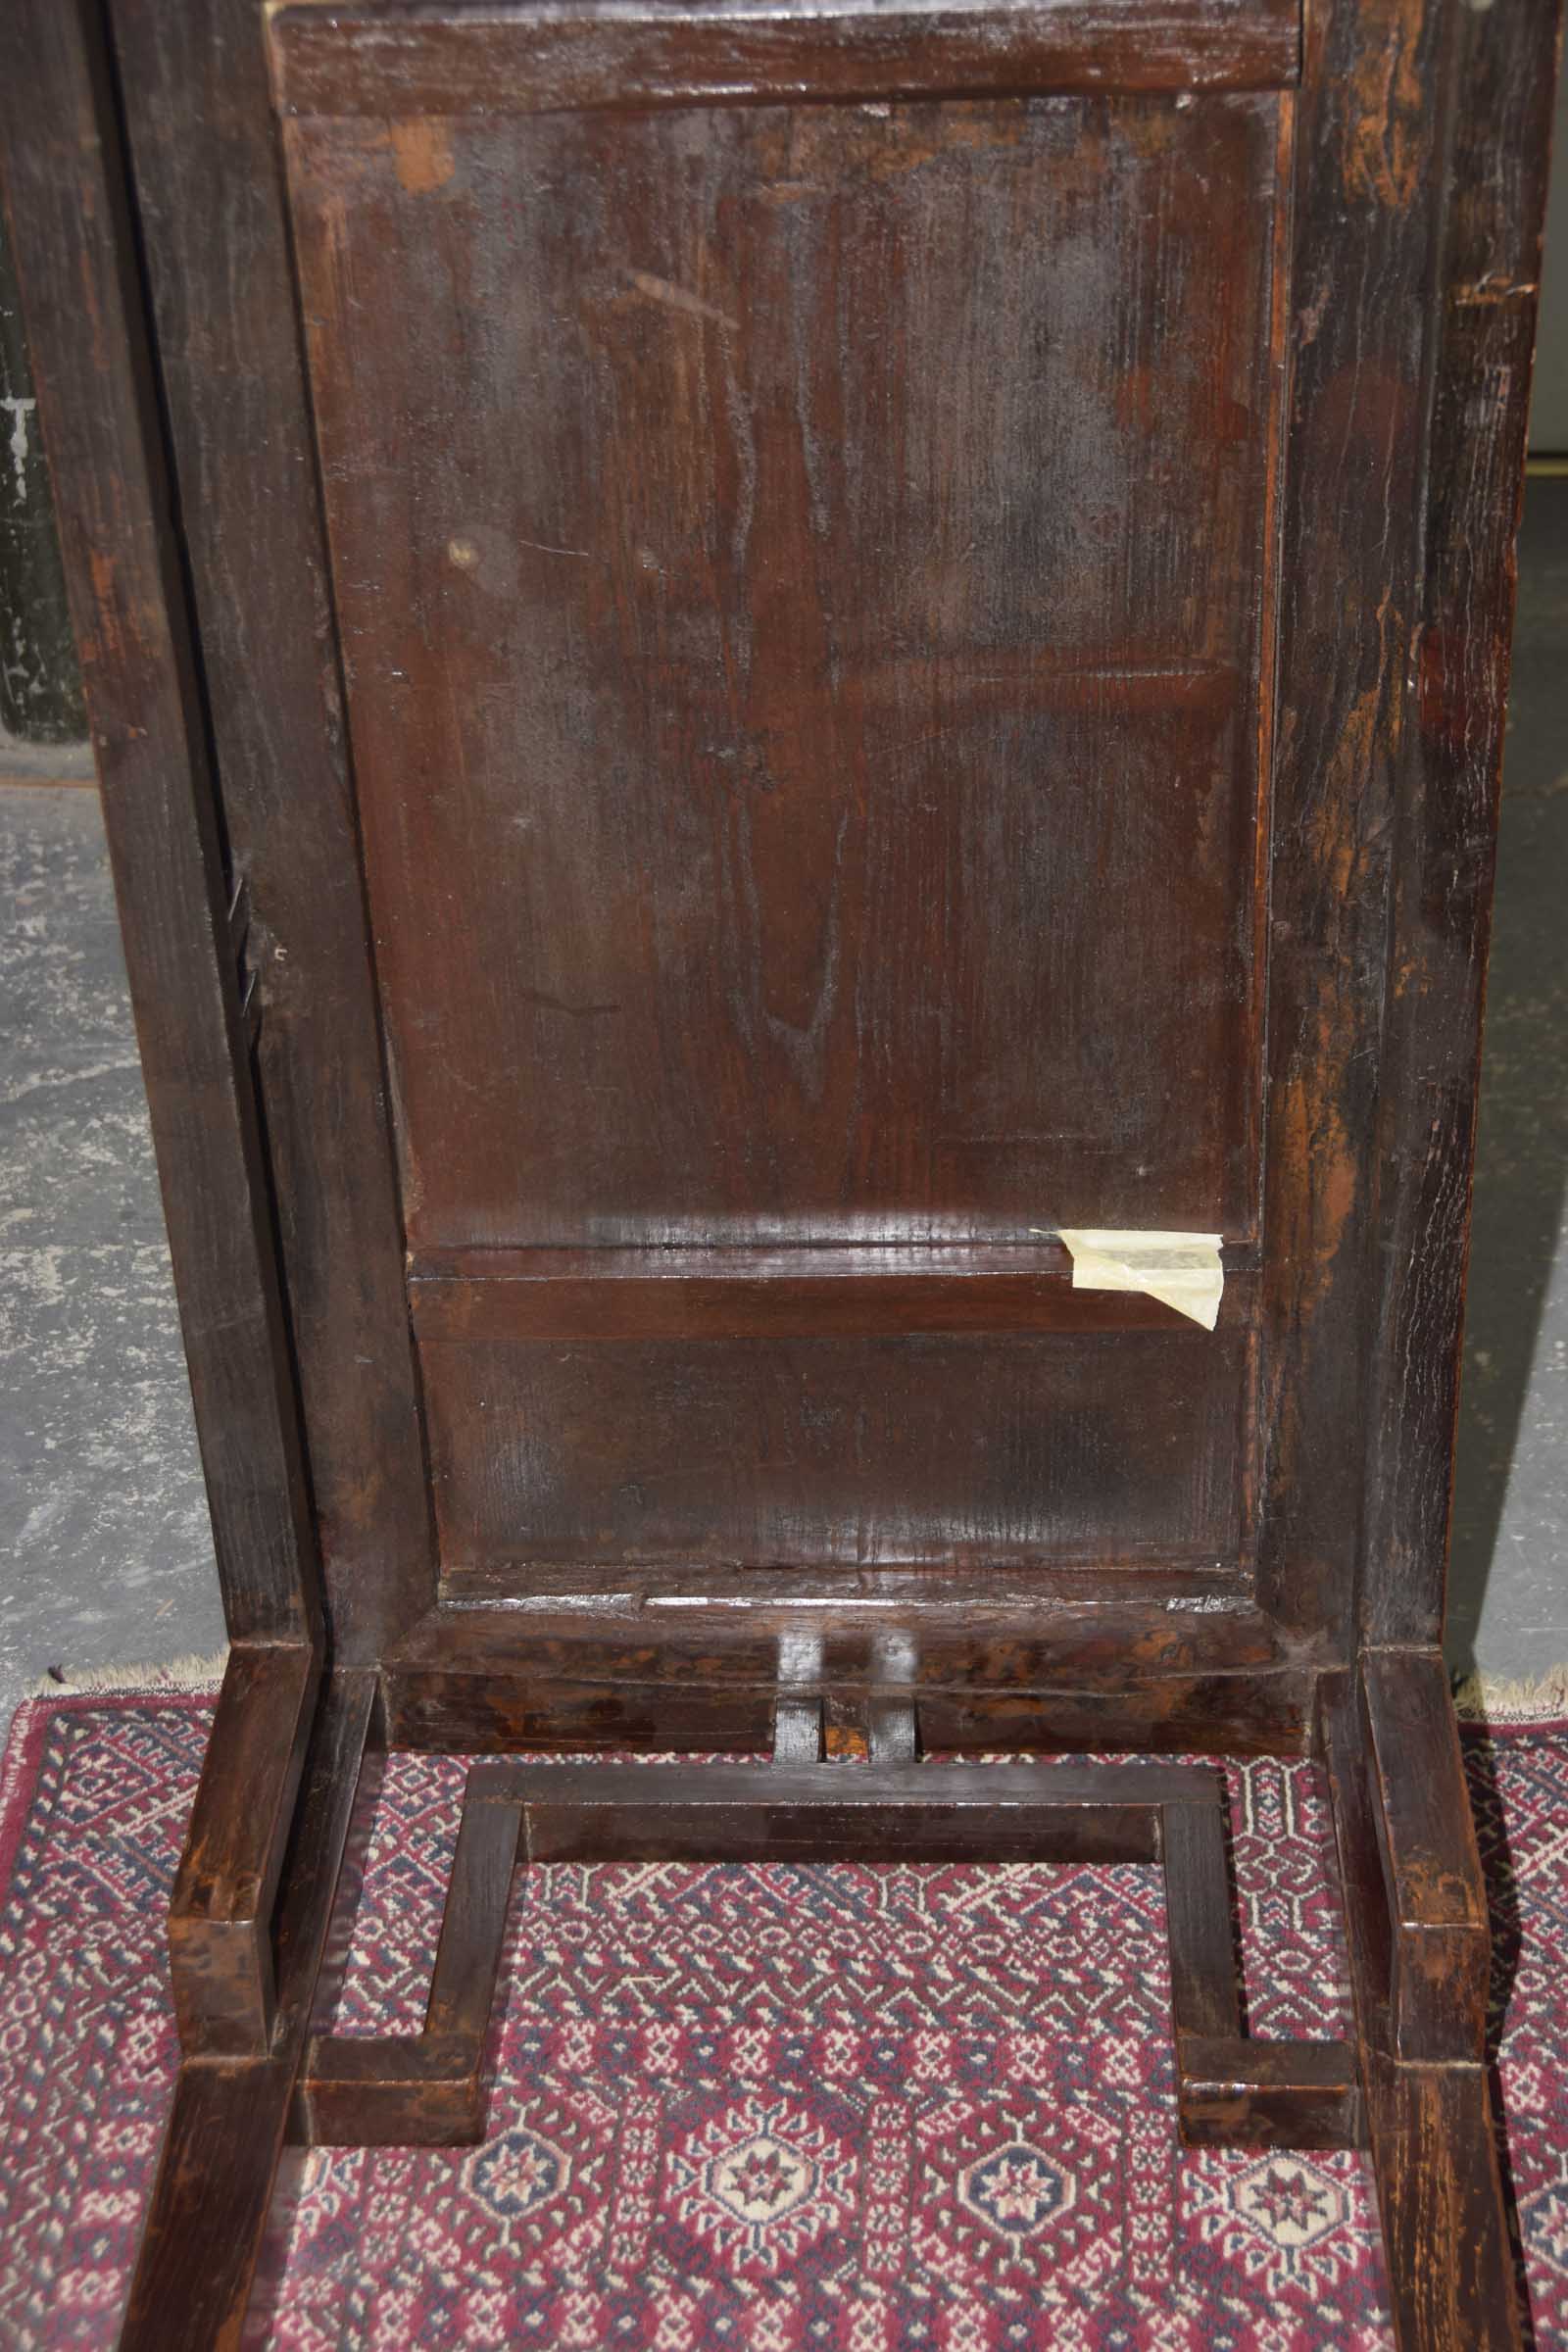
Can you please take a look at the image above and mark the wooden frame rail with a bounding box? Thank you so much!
[267,0,1304,119]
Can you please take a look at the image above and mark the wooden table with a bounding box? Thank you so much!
[1,0,1558,2339]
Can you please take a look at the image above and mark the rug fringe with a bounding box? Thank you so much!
[1453,1665,1568,1724]
[30,1648,229,1697]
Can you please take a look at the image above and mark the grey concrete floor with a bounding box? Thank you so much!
[1,782,222,1716]
[2,489,1566,1720]
[1447,480,1568,1675]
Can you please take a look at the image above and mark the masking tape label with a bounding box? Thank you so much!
[1057,1230,1224,1331]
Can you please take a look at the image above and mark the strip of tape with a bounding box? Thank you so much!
[1057,1229,1224,1331]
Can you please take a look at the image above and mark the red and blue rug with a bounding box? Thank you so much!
[0,1690,1562,2348]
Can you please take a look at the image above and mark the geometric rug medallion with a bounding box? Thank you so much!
[0,1691,1559,2348]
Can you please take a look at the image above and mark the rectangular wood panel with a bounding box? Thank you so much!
[421,1326,1253,1574]
[283,91,1286,1250]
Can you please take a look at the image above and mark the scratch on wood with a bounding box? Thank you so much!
[517,988,621,1018]
[1344,0,1425,210]
[1452,279,1539,306]
[627,270,737,332]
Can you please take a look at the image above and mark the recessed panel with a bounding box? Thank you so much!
[284,93,1284,1248]
[421,1325,1251,1577]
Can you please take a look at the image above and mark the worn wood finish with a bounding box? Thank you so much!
[305,1741,1365,2161]
[121,1675,378,2352]
[1361,0,1563,1648]
[867,1693,919,1764]
[3,0,1555,2338]
[269,0,1303,117]
[1372,2063,1526,2352]
[478,1756,1205,1861]
[281,89,1282,1265]
[1253,0,1451,1652]
[1319,1666,1522,2352]
[0,0,318,1649]
[915,1677,1314,1760]
[1175,2035,1363,2152]
[423,1326,1255,1578]
[1162,1793,1244,2041]
[296,2030,503,2149]
[377,1591,1320,1757]
[1361,1650,1490,2063]
[427,1789,525,2037]
[392,1589,1297,1685]
[274,58,1288,1608]
[385,1665,1318,1760]
[106,0,437,1663]
[298,1784,523,2147]
[772,1693,827,1763]
[118,2059,302,2352]
[436,1560,1257,1608]
[168,1643,319,2056]
[1161,1787,1362,2150]
[409,1244,1258,1342]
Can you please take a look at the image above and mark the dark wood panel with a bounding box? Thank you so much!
[269,0,1302,117]
[420,1326,1253,1572]
[109,0,438,1663]
[1360,0,1561,1646]
[282,91,1282,1250]
[0,0,318,1645]
[411,1246,1258,1340]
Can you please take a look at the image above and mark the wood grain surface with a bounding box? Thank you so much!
[269,0,1303,116]
[108,0,438,1662]
[284,93,1282,1257]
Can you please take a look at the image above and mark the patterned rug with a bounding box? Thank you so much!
[1,1693,1564,2350]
